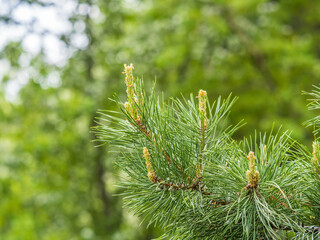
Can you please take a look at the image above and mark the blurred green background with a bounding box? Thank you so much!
[0,0,319,239]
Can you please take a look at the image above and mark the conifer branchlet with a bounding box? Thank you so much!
[96,65,320,239]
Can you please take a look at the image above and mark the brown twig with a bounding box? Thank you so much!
[152,176,210,195]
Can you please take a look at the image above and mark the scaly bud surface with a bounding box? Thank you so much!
[123,64,137,120]
[312,141,320,177]
[143,147,156,183]
[313,141,319,166]
[246,151,260,189]
[196,89,208,178]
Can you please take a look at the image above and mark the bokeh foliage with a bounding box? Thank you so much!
[0,0,319,239]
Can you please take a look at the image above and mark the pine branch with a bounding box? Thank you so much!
[95,66,320,239]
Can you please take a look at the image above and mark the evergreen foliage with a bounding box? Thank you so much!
[96,65,320,239]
